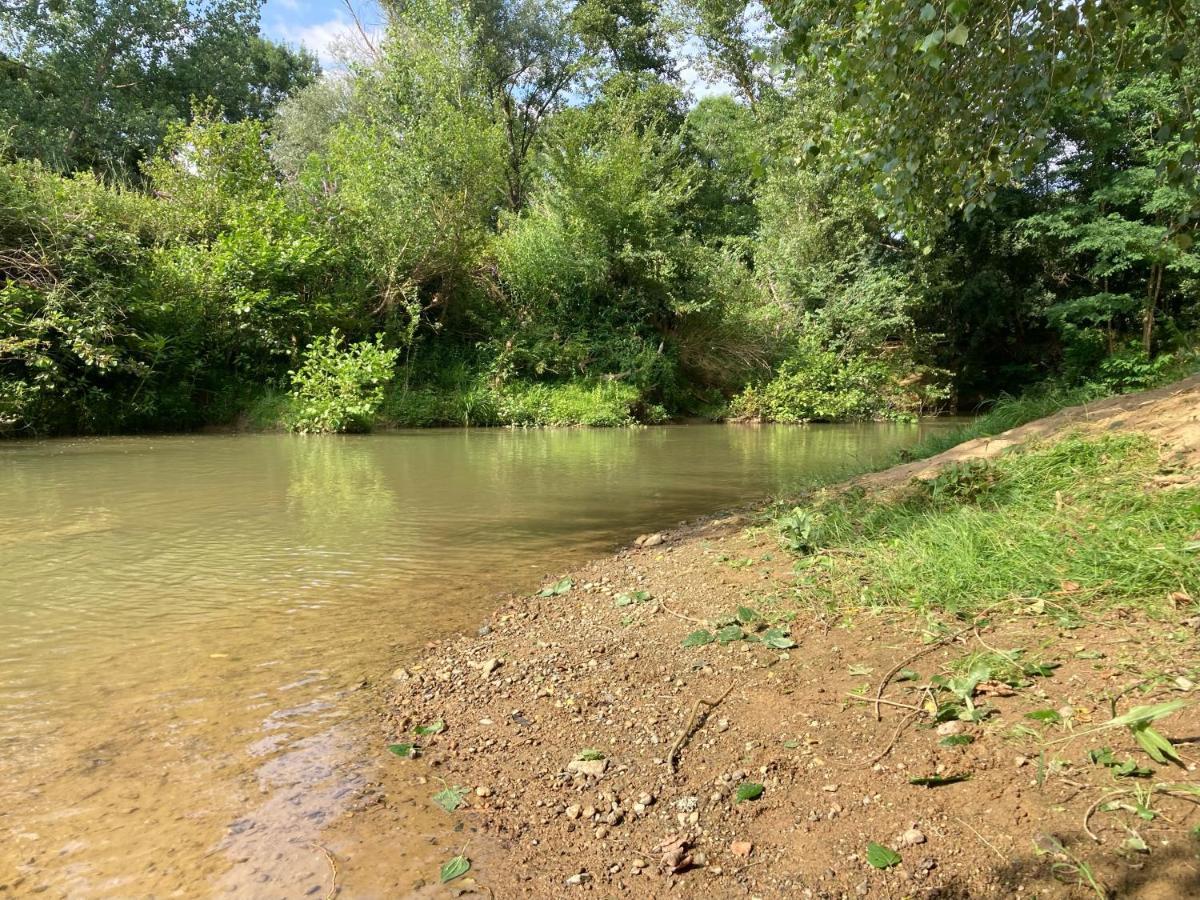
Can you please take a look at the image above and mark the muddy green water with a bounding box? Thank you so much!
[0,424,949,896]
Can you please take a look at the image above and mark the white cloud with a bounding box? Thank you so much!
[271,15,358,66]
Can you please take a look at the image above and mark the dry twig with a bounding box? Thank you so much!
[667,683,735,773]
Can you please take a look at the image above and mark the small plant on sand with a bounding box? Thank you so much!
[778,507,823,554]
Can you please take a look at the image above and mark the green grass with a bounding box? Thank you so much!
[781,434,1200,617]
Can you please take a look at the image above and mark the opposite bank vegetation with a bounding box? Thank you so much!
[3,1,1199,435]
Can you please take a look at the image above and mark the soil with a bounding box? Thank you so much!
[329,376,1200,898]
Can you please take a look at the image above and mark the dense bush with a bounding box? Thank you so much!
[727,332,910,423]
[286,330,401,433]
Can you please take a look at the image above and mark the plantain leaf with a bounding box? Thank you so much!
[439,854,470,883]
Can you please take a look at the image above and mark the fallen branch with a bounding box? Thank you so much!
[667,683,735,773]
[867,709,920,766]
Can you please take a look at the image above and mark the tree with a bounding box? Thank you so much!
[764,1,1196,231]
[0,0,318,178]
[462,0,586,210]
[684,0,774,107]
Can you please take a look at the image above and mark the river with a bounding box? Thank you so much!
[0,423,950,896]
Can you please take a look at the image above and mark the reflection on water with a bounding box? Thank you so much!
[0,423,951,895]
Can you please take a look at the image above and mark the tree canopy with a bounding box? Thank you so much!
[1,0,1197,434]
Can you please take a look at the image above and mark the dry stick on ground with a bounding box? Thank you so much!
[872,622,979,722]
[865,685,938,766]
[867,709,921,766]
[659,601,707,626]
[954,816,1007,862]
[667,684,735,773]
[309,841,338,900]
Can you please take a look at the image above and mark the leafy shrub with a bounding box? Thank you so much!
[778,507,824,554]
[287,330,400,433]
[728,333,909,423]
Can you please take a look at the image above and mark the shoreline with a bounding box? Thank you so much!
[333,376,1200,898]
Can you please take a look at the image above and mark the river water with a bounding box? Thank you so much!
[0,424,949,896]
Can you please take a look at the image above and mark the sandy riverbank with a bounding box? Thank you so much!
[331,376,1200,898]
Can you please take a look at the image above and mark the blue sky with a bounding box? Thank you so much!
[261,0,384,67]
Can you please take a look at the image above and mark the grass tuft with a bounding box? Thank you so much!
[783,434,1200,618]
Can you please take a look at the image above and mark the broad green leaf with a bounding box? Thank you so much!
[682,629,715,648]
[919,29,945,53]
[576,748,605,761]
[439,854,470,883]
[940,734,974,746]
[1132,724,1182,764]
[866,842,901,869]
[716,624,745,644]
[946,23,969,46]
[388,742,417,758]
[735,782,764,802]
[414,720,445,736]
[736,605,760,624]
[433,786,468,812]
[763,627,796,649]
[538,578,573,597]
[1025,709,1062,724]
[615,590,651,606]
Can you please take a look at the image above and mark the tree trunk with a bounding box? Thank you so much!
[1142,262,1163,354]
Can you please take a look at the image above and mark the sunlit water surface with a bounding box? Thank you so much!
[0,424,951,896]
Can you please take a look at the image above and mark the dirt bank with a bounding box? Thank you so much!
[335,377,1200,898]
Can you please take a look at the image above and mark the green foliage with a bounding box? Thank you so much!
[286,330,400,434]
[728,332,910,423]
[0,0,317,177]
[782,435,1200,616]
[765,1,1195,230]
[2,0,1197,436]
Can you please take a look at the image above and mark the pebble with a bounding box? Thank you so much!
[475,786,491,797]
[567,759,608,778]
[936,720,965,736]
[900,828,926,846]
[565,872,591,885]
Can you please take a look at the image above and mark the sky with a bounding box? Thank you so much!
[261,0,384,67]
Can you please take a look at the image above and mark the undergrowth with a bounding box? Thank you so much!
[781,434,1200,617]
[898,349,1200,464]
